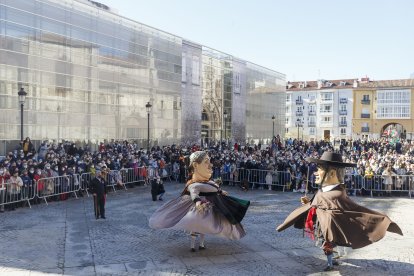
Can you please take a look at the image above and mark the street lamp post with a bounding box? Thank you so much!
[18,88,27,141]
[145,102,152,153]
[272,115,275,138]
[223,110,228,145]
[296,118,302,140]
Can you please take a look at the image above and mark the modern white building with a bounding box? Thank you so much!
[0,0,285,154]
[286,79,355,141]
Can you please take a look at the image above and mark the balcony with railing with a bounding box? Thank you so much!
[339,110,347,115]
[308,110,316,116]
[320,97,333,102]
[361,99,370,104]
[295,111,303,116]
[339,121,347,127]
[295,99,303,105]
[308,122,316,127]
[361,113,370,118]
[339,98,348,104]
[361,127,370,132]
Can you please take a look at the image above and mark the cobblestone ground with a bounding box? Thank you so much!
[0,182,412,276]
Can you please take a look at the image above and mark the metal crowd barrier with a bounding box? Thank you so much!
[121,167,147,187]
[345,174,413,198]
[0,180,36,209]
[36,174,80,205]
[218,168,292,191]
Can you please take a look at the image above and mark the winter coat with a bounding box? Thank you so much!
[277,185,403,249]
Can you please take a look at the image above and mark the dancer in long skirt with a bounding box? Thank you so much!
[149,151,250,252]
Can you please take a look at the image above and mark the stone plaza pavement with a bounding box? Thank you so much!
[0,182,413,276]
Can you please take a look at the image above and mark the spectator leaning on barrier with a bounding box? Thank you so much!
[7,169,23,211]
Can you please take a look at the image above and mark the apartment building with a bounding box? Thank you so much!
[353,78,414,140]
[286,79,355,141]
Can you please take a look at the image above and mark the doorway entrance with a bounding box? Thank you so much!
[324,130,330,141]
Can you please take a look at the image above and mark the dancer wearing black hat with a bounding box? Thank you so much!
[277,151,403,271]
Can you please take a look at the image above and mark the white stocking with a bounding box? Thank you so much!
[199,233,205,247]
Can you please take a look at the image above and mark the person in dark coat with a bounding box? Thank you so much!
[276,151,403,272]
[90,168,108,219]
[151,176,165,201]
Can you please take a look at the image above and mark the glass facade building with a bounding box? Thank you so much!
[0,0,285,153]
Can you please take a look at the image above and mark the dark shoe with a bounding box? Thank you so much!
[323,266,334,271]
[199,246,206,250]
[158,198,163,201]
[191,248,196,252]
[101,216,106,219]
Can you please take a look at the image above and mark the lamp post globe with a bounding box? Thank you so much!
[18,88,27,141]
[145,102,152,153]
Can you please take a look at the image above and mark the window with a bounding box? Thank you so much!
[362,108,370,114]
[340,104,346,111]
[309,105,315,112]
[296,106,302,112]
[309,128,315,135]
[309,117,316,124]
[340,117,346,124]
[285,117,289,124]
[323,117,331,122]
[286,106,290,113]
[377,89,410,118]
[286,94,291,102]
[340,128,346,135]
[285,128,289,133]
[181,53,186,82]
[320,104,332,113]
[363,95,370,101]
[321,92,333,101]
[192,56,199,85]
[234,73,241,94]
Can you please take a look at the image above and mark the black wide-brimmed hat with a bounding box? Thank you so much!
[306,151,356,168]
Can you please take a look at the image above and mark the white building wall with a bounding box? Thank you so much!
[286,87,353,141]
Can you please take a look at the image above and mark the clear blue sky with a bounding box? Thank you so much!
[101,0,414,82]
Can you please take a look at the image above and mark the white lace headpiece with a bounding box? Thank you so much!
[190,151,207,164]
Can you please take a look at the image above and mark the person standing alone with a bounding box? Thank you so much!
[90,168,108,219]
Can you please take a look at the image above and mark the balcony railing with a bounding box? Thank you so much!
[295,99,303,105]
[339,121,347,127]
[308,122,316,127]
[361,99,371,104]
[361,127,370,132]
[339,110,347,115]
[339,98,348,104]
[320,98,333,102]
[308,110,316,115]
[296,111,303,116]
[361,113,370,118]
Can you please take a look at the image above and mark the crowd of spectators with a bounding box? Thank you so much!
[1,135,414,212]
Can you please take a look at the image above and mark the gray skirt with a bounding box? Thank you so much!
[149,195,246,240]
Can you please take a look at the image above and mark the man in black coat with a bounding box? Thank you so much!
[90,168,108,219]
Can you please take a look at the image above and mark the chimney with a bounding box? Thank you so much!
[353,79,358,88]
[317,80,322,89]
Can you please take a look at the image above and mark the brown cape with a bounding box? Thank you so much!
[276,186,403,249]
